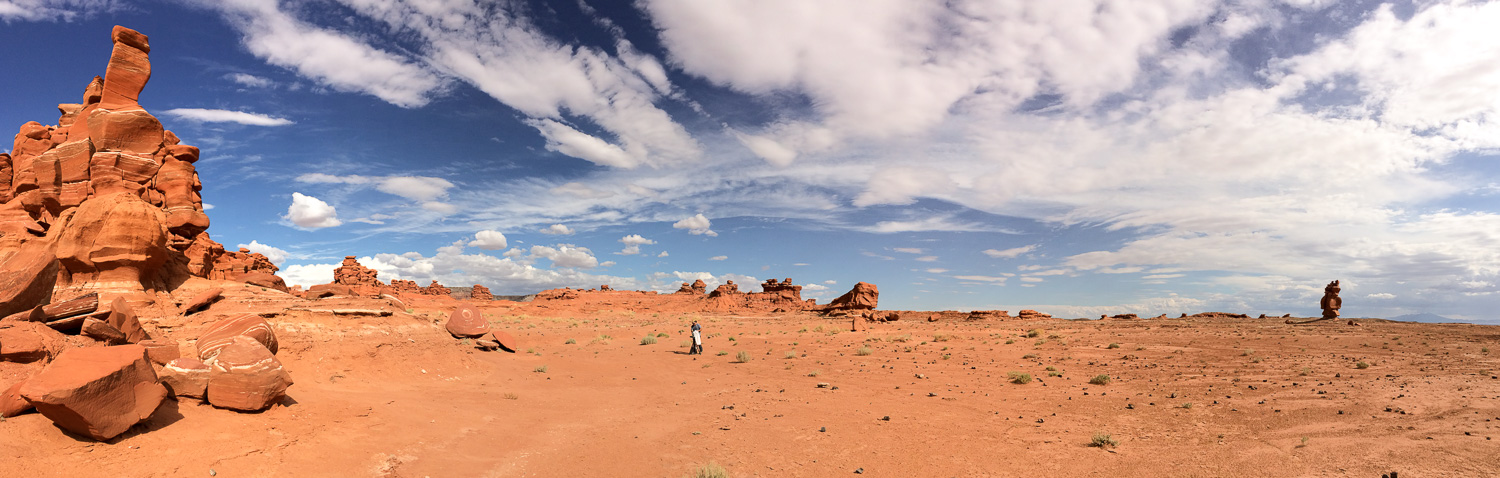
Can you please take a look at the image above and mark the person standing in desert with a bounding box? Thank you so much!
[690,320,703,355]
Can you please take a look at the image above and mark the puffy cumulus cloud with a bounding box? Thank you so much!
[237,240,289,266]
[279,262,338,288]
[468,230,508,250]
[539,224,575,235]
[528,244,599,269]
[162,108,293,126]
[672,213,717,236]
[644,271,759,292]
[708,255,727,261]
[657,251,669,257]
[617,234,655,255]
[983,245,1036,259]
[284,192,341,228]
[193,0,445,107]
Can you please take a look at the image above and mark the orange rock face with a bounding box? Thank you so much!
[52,192,169,290]
[471,284,493,300]
[332,256,384,296]
[18,344,165,440]
[0,249,58,317]
[205,336,292,411]
[159,357,209,399]
[424,280,451,296]
[826,282,879,310]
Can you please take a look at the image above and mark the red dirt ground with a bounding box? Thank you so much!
[2,281,1498,477]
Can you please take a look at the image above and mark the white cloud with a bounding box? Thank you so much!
[1020,277,1044,283]
[237,240,289,266]
[617,234,655,255]
[1367,293,1396,299]
[0,0,114,21]
[983,245,1036,259]
[892,247,924,254]
[709,255,727,261]
[468,230,508,250]
[284,192,341,228]
[539,224,575,235]
[421,201,458,215]
[162,108,293,126]
[551,182,615,199]
[925,268,948,274]
[378,176,454,201]
[226,72,273,88]
[200,0,444,107]
[657,251,669,257]
[528,244,599,269]
[953,275,1007,283]
[672,213,717,236]
[279,262,338,287]
[202,203,215,210]
[915,256,938,262]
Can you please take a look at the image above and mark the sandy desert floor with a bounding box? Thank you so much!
[2,284,1498,477]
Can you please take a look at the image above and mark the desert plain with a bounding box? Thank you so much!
[5,280,1499,478]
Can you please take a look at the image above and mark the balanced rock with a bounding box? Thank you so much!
[446,305,489,338]
[205,336,292,411]
[197,314,278,361]
[827,282,879,310]
[0,249,58,318]
[159,357,209,399]
[19,344,165,440]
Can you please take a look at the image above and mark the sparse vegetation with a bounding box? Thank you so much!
[1008,371,1032,384]
[534,365,548,373]
[808,370,821,377]
[1242,349,1254,356]
[657,332,669,338]
[1022,353,1038,359]
[1026,329,1042,338]
[1179,402,1193,409]
[685,462,729,478]
[784,351,797,359]
[1089,374,1112,385]
[564,338,576,344]
[1356,361,1371,369]
[503,393,519,400]
[735,351,752,363]
[933,334,951,342]
[855,346,874,356]
[1089,433,1119,448]
[640,335,658,345]
[1107,343,1120,349]
[1045,366,1057,371]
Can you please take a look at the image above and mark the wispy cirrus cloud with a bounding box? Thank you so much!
[163,108,292,126]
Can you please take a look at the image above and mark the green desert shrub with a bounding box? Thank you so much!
[1089,374,1111,385]
[685,462,728,478]
[640,335,658,345]
[1089,433,1119,448]
[735,351,752,363]
[1008,371,1032,384]
[855,346,874,356]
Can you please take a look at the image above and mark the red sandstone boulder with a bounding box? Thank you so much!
[205,336,292,411]
[159,357,209,399]
[491,330,518,353]
[446,305,489,338]
[52,192,169,290]
[0,321,67,363]
[105,296,146,343]
[137,338,180,365]
[197,314,278,361]
[0,249,58,318]
[182,287,222,315]
[229,271,288,292]
[80,317,126,344]
[19,344,166,440]
[2,380,33,417]
[827,282,879,310]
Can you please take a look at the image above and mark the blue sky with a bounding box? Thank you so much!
[4,0,1500,322]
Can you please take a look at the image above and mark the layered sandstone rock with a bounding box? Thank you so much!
[674,279,707,295]
[470,284,493,300]
[205,336,292,411]
[181,287,222,315]
[423,280,451,296]
[826,282,878,310]
[19,344,165,440]
[159,357,209,399]
[0,25,285,294]
[0,249,58,317]
[196,314,278,361]
[446,305,489,338]
[1017,309,1051,320]
[389,279,422,295]
[1,381,32,417]
[760,278,803,301]
[0,321,68,363]
[332,256,383,296]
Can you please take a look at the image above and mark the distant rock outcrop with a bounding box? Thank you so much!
[333,256,383,296]
[675,279,707,295]
[825,282,878,310]
[423,280,451,296]
[470,284,493,300]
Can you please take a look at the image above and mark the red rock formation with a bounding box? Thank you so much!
[708,280,740,298]
[305,283,353,299]
[760,278,803,301]
[491,330,518,353]
[424,280,451,296]
[0,321,68,363]
[674,279,708,295]
[471,284,493,300]
[19,344,166,440]
[1017,310,1051,320]
[136,338,179,365]
[1,381,32,418]
[196,314,278,361]
[826,282,878,310]
[181,287,222,315]
[231,271,287,292]
[333,256,384,296]
[0,25,285,294]
[205,336,291,411]
[159,357,209,399]
[389,279,422,295]
[446,305,489,338]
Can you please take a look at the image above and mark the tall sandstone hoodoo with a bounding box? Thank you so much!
[0,26,279,296]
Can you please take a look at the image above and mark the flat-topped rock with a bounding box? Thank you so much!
[19,344,165,440]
